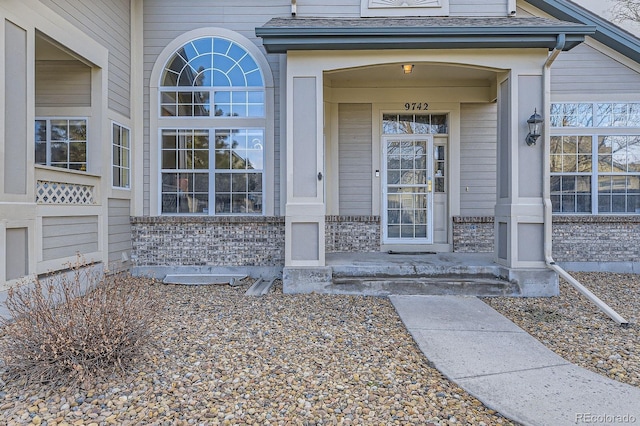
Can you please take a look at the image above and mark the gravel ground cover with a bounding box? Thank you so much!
[484,272,640,388]
[0,279,514,426]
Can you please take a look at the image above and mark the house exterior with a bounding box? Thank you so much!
[1,0,640,296]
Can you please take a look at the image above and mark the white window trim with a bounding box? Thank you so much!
[35,117,89,172]
[551,102,640,215]
[111,121,131,190]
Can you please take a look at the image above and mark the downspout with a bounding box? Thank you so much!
[543,34,629,326]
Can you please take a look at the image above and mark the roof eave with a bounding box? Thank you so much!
[526,0,640,63]
[256,27,591,54]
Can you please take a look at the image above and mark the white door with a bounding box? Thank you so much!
[382,135,434,244]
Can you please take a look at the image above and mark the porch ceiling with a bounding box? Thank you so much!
[256,17,596,54]
[324,63,498,86]
[36,34,77,61]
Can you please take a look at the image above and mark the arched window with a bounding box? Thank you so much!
[162,37,263,88]
[158,36,266,215]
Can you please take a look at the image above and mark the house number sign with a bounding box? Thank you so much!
[404,102,429,111]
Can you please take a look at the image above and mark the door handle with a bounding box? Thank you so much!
[427,178,432,192]
[318,172,323,181]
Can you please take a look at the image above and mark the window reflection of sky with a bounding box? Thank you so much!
[161,37,263,88]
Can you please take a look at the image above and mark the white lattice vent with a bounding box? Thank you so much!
[36,181,95,205]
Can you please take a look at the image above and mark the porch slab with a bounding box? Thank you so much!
[313,252,555,296]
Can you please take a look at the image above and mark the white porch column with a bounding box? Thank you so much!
[282,58,330,293]
[495,72,558,296]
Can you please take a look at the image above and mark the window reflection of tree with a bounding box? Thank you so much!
[383,113,448,135]
[214,131,262,213]
[386,139,428,230]
[159,37,265,215]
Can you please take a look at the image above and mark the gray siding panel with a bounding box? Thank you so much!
[460,103,497,216]
[292,77,318,198]
[291,0,509,17]
[35,60,91,107]
[450,0,507,16]
[39,0,131,117]
[108,198,131,264]
[339,104,372,215]
[4,20,28,195]
[6,228,28,281]
[297,1,360,17]
[42,216,99,261]
[551,44,640,95]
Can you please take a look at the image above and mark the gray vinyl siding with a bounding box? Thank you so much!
[38,0,131,117]
[294,0,509,17]
[143,0,287,215]
[450,0,508,16]
[551,43,640,95]
[42,216,99,261]
[338,104,372,215]
[460,103,497,216]
[297,1,360,17]
[35,60,91,107]
[108,198,131,264]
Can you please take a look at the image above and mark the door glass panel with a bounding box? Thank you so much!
[384,137,432,243]
[434,145,446,193]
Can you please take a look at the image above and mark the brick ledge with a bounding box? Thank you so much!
[452,216,494,224]
[552,215,640,224]
[326,215,380,222]
[452,215,640,224]
[131,216,284,224]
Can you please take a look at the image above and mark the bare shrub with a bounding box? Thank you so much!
[0,261,160,386]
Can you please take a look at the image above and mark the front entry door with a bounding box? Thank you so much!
[382,135,433,244]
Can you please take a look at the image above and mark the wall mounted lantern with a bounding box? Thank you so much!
[526,109,543,146]
[402,64,414,74]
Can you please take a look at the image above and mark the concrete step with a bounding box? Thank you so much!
[330,263,500,279]
[330,276,520,297]
[327,253,500,279]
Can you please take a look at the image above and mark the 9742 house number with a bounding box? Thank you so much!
[404,102,429,111]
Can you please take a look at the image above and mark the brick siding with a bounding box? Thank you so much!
[131,216,285,266]
[325,216,380,253]
[131,215,381,267]
[452,216,495,253]
[552,216,640,262]
[452,215,640,263]
[131,215,639,266]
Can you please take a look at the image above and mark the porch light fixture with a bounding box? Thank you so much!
[402,64,414,74]
[526,109,543,146]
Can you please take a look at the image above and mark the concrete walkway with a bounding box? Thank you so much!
[390,295,640,426]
